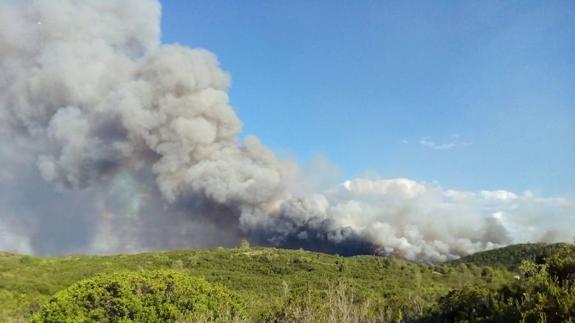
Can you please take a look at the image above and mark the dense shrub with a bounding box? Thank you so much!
[429,245,575,323]
[514,246,575,322]
[546,244,575,283]
[433,285,518,322]
[31,270,245,323]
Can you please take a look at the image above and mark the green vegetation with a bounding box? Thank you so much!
[430,244,575,322]
[450,243,569,270]
[0,243,573,322]
[31,271,244,323]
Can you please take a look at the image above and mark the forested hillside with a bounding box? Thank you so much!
[1,243,573,322]
[449,243,569,270]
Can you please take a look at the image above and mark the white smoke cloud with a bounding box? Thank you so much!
[316,179,573,261]
[0,218,32,254]
[0,0,573,262]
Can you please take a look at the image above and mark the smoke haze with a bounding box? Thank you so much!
[0,0,573,262]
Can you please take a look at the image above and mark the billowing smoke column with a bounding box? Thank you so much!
[0,0,573,262]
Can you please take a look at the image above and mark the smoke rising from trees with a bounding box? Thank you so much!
[0,0,572,262]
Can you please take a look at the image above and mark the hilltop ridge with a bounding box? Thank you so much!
[449,242,568,270]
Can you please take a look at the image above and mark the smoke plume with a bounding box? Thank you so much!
[0,0,573,262]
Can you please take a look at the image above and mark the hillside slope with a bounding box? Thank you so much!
[449,243,568,271]
[0,247,512,321]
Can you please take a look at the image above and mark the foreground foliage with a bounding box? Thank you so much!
[431,244,575,322]
[31,271,244,323]
[0,243,573,322]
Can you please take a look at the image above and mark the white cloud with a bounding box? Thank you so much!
[419,134,471,150]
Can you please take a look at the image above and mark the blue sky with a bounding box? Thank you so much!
[160,0,575,196]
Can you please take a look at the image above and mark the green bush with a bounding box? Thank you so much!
[546,244,575,283]
[31,270,245,323]
[429,245,575,323]
[433,285,518,322]
[515,251,575,323]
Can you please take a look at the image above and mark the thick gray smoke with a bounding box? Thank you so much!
[1,0,573,262]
